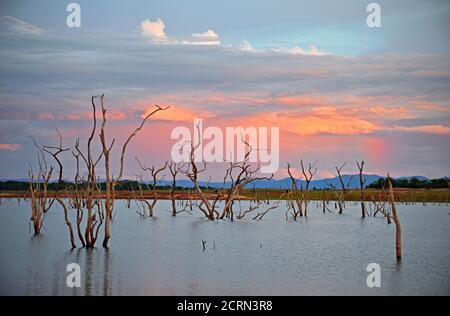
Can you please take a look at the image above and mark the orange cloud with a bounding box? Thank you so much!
[128,94,448,138]
[274,95,330,107]
[369,106,412,119]
[289,111,379,135]
[221,107,379,136]
[410,100,450,113]
[0,143,21,151]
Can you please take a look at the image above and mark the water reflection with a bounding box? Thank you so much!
[0,199,449,295]
[103,249,111,296]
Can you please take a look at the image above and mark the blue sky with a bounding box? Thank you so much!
[2,0,450,55]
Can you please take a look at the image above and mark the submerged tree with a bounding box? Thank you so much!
[27,94,168,249]
[387,174,402,261]
[300,159,317,217]
[182,121,217,220]
[356,160,367,218]
[286,163,303,220]
[220,140,273,221]
[28,130,68,235]
[135,158,168,217]
[98,95,169,248]
[71,96,106,248]
[369,174,401,260]
[330,163,353,214]
[168,162,186,216]
[28,147,53,235]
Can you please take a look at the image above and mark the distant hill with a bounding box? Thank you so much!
[158,174,432,189]
[157,174,443,189]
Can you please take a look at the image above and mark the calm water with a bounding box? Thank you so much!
[0,199,449,296]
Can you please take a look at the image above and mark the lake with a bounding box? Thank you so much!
[0,199,449,295]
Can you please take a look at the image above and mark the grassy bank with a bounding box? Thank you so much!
[1,188,449,203]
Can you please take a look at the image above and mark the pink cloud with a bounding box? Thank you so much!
[141,105,210,122]
[0,143,21,151]
[59,110,128,121]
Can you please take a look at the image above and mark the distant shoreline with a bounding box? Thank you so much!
[1,188,449,203]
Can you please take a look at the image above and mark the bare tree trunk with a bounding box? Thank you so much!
[56,197,76,249]
[136,158,167,217]
[99,95,169,248]
[169,162,181,216]
[300,160,317,218]
[286,163,303,219]
[388,175,402,261]
[334,163,352,214]
[356,160,367,218]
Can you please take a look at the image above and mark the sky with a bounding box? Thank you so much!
[0,0,449,180]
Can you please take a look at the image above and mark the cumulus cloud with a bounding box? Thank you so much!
[139,19,221,46]
[140,18,168,43]
[138,18,331,54]
[238,39,256,52]
[0,16,43,35]
[192,29,219,39]
[272,44,328,56]
[183,29,221,46]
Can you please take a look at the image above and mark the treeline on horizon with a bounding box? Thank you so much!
[1,177,449,191]
[367,177,449,189]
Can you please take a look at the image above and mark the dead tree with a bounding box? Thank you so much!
[286,163,303,220]
[300,159,317,217]
[132,174,151,219]
[42,128,69,187]
[70,151,86,247]
[236,201,259,219]
[28,132,68,235]
[375,180,391,224]
[372,175,401,260]
[28,151,53,235]
[28,129,81,250]
[73,96,105,248]
[220,140,273,221]
[387,174,402,261]
[168,162,185,216]
[55,197,76,249]
[43,131,77,248]
[252,202,279,220]
[135,158,167,217]
[356,160,367,218]
[333,163,352,214]
[99,94,169,248]
[183,122,217,220]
